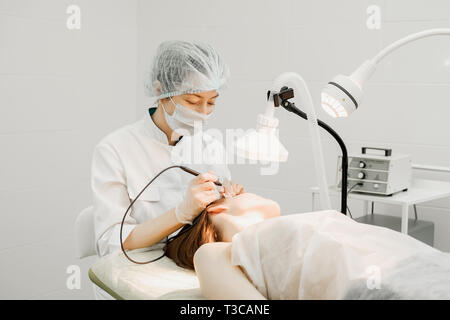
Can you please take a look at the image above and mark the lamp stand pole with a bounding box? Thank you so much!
[269,73,333,211]
[271,87,349,215]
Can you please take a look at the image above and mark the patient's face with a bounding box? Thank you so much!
[205,192,280,241]
[206,192,277,217]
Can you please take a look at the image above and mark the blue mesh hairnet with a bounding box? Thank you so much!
[145,41,230,100]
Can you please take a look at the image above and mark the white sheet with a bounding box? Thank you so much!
[231,210,438,300]
[89,247,205,300]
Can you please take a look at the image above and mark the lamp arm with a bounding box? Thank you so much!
[269,72,332,211]
[351,29,450,86]
[372,28,450,64]
[281,101,348,214]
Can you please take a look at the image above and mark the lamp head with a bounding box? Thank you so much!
[235,114,288,162]
[321,60,378,118]
[321,74,363,118]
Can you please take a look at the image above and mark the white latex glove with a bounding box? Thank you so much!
[220,179,245,198]
[175,171,221,225]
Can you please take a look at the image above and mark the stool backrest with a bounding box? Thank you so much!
[75,206,97,258]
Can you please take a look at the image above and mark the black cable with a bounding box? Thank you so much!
[347,182,362,195]
[347,206,353,219]
[346,182,363,220]
[120,166,212,265]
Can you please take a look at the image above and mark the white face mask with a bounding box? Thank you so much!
[161,97,210,135]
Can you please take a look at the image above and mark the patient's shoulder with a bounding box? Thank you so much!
[198,242,231,251]
[194,242,232,266]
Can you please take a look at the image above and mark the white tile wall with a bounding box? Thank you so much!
[0,0,138,299]
[137,0,450,253]
[2,0,450,300]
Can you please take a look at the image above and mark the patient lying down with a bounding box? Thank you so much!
[165,193,442,300]
[165,192,281,270]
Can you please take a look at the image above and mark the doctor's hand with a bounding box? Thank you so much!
[175,171,220,225]
[220,179,245,198]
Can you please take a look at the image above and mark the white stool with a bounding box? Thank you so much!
[75,206,115,300]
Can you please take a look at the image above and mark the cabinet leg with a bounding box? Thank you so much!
[363,200,370,216]
[401,205,409,234]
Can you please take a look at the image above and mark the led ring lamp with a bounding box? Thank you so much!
[321,28,450,118]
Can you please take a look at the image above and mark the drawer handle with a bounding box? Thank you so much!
[362,147,392,157]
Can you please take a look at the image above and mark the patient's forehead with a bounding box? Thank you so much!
[233,192,262,199]
[207,193,268,214]
[225,192,266,205]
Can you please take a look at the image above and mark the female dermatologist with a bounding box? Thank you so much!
[90,40,243,259]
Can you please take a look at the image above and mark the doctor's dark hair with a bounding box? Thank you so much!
[165,207,220,270]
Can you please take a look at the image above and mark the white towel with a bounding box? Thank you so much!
[231,210,437,300]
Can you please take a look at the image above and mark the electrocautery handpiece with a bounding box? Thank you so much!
[179,166,223,186]
[120,165,223,265]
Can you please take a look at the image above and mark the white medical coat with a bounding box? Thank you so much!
[91,109,231,257]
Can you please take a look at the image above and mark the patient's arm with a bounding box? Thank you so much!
[194,242,267,300]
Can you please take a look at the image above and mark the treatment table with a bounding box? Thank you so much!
[88,247,205,300]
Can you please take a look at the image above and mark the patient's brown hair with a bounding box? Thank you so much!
[165,205,221,270]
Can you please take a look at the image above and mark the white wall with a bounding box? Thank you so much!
[1,0,449,300]
[137,0,450,251]
[0,0,137,299]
